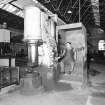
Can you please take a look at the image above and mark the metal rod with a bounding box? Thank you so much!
[83,14,90,23]
[72,0,79,8]
[55,0,63,11]
[9,0,17,3]
[84,15,92,26]
[67,0,79,22]
[79,0,80,22]
[81,6,91,18]
[63,0,72,15]
[72,0,89,22]
[9,3,23,10]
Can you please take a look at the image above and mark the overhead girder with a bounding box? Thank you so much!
[0,0,16,5]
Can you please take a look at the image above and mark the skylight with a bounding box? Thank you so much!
[0,3,24,18]
[0,3,4,8]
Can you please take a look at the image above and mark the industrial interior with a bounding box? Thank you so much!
[0,0,105,105]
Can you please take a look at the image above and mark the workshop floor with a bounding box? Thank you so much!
[0,62,105,105]
[0,82,88,105]
[86,62,105,105]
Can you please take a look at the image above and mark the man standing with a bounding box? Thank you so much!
[56,42,75,74]
[63,42,75,74]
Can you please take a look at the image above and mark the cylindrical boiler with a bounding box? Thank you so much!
[24,6,41,40]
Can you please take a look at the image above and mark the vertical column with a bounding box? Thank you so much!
[20,6,42,95]
[27,40,38,67]
[24,6,41,67]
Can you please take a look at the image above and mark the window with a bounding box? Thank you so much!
[98,40,105,50]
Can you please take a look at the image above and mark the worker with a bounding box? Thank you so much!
[55,42,75,74]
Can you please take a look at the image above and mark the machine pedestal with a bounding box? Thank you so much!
[36,66,58,91]
[20,72,42,95]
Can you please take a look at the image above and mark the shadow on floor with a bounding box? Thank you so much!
[44,82,73,92]
[91,92,105,98]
